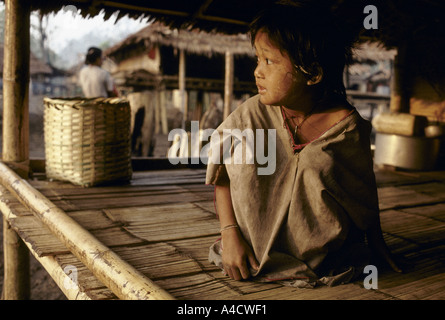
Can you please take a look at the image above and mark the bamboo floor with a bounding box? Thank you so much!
[1,164,444,300]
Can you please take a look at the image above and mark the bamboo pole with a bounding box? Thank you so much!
[223,51,234,120]
[1,0,31,300]
[0,187,90,300]
[2,217,30,300]
[0,161,175,300]
[2,0,30,166]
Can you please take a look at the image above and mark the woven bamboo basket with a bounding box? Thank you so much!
[43,97,132,187]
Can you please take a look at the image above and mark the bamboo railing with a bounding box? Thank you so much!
[0,161,175,300]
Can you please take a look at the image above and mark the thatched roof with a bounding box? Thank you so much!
[105,22,395,66]
[352,42,397,63]
[11,0,443,48]
[26,0,269,34]
[104,23,258,90]
[4,0,444,83]
[29,53,53,75]
[105,22,254,63]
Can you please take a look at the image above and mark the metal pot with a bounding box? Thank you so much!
[425,125,445,138]
[374,133,441,170]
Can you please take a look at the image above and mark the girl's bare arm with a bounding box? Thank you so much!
[215,184,259,280]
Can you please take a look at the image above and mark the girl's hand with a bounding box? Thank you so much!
[221,227,259,280]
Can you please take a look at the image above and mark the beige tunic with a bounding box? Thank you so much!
[78,65,114,98]
[206,95,379,287]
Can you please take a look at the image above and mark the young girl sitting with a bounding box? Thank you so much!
[206,0,401,287]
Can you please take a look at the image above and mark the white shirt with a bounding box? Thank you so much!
[78,65,114,98]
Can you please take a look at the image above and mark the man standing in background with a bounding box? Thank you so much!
[78,47,117,98]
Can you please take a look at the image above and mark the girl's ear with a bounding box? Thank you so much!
[306,65,323,86]
[296,64,323,86]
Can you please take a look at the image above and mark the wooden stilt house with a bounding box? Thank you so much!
[103,22,256,156]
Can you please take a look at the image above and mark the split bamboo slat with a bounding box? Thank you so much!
[103,203,220,242]
[0,161,174,300]
[1,163,445,300]
[43,97,133,187]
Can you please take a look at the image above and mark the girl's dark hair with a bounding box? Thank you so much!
[250,0,360,100]
[85,47,102,65]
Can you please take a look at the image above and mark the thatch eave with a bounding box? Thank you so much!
[104,22,254,64]
[19,0,263,35]
[352,41,397,63]
[1,0,441,49]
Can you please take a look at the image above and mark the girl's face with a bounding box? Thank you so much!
[254,30,308,108]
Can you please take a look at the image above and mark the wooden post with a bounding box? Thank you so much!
[390,42,410,114]
[1,0,31,300]
[153,89,161,134]
[160,90,168,134]
[179,49,187,129]
[127,91,155,157]
[224,51,234,120]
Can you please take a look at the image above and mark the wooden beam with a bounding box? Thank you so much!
[191,0,214,19]
[223,51,234,120]
[160,90,168,134]
[179,49,187,129]
[102,0,248,27]
[102,1,189,17]
[390,42,411,113]
[196,14,249,26]
[1,0,31,300]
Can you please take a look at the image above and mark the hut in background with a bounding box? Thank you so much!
[0,43,53,96]
[361,0,445,124]
[358,1,445,170]
[348,41,396,94]
[345,41,396,125]
[104,22,256,157]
